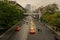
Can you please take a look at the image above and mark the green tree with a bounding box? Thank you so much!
[0,1,24,28]
[39,3,59,14]
[41,11,60,29]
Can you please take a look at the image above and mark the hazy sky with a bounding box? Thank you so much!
[12,0,60,9]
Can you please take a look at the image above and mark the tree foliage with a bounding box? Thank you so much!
[40,3,58,14]
[41,11,60,28]
[40,3,60,29]
[0,1,24,28]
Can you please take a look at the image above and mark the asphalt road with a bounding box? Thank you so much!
[6,16,30,40]
[6,16,56,40]
[27,19,55,40]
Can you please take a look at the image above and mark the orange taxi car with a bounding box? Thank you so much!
[15,26,20,31]
[29,27,35,34]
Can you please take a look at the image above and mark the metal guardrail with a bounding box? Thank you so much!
[0,24,16,40]
[0,19,24,40]
[37,21,60,40]
[45,24,60,40]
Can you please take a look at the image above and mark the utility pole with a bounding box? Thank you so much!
[38,10,41,22]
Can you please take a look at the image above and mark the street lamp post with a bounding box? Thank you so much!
[38,10,41,22]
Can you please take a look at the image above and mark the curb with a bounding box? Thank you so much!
[37,20,60,40]
[45,24,60,36]
[0,19,24,40]
[45,24,60,40]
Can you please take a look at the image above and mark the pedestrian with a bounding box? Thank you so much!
[38,29,40,32]
[55,37,58,40]
[38,28,42,32]
[40,29,42,32]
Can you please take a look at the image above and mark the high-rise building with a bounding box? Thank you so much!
[25,4,31,12]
